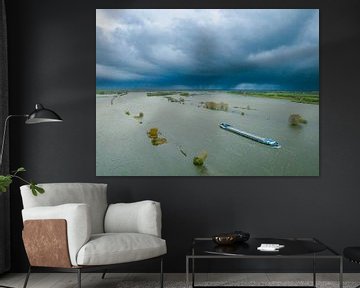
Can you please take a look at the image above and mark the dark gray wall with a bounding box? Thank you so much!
[5,0,360,273]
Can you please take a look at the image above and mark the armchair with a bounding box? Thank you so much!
[20,183,166,288]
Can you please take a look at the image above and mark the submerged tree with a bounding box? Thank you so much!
[193,151,208,166]
[289,114,308,126]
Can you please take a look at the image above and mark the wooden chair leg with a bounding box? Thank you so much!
[22,266,31,288]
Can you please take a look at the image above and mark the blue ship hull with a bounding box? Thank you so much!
[219,123,281,148]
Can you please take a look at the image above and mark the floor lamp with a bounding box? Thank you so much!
[0,104,62,288]
[0,104,63,167]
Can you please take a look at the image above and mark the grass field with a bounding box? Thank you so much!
[228,91,319,104]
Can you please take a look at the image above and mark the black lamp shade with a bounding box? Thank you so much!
[25,104,63,124]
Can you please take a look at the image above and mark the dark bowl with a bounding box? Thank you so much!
[212,234,237,245]
[233,230,250,242]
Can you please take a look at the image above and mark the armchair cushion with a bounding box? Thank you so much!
[21,183,108,234]
[104,201,162,237]
[76,233,167,266]
[22,203,91,266]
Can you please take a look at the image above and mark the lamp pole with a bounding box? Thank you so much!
[0,115,27,288]
[0,114,28,169]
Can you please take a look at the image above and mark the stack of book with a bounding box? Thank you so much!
[257,243,285,252]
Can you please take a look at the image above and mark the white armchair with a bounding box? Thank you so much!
[20,183,166,288]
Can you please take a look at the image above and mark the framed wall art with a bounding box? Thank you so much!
[96,9,319,176]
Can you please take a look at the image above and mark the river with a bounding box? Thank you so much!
[96,91,319,176]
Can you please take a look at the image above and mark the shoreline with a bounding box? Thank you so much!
[96,90,319,105]
[228,91,319,105]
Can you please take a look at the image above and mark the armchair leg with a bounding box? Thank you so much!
[77,269,81,288]
[101,270,107,279]
[160,257,164,288]
[23,266,31,288]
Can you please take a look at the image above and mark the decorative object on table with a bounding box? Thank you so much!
[20,183,166,288]
[257,243,285,252]
[212,230,250,245]
[343,246,360,264]
[212,233,238,245]
[233,230,250,242]
[0,103,63,194]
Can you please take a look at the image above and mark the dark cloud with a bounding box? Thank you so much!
[96,9,319,90]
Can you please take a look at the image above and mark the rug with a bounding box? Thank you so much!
[114,280,355,288]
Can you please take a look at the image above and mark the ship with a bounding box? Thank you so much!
[219,123,281,148]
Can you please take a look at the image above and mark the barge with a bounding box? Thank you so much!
[219,123,281,148]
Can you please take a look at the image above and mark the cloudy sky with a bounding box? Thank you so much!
[96,9,319,90]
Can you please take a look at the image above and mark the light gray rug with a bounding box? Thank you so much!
[114,280,356,287]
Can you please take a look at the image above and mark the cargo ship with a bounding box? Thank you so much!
[219,123,281,148]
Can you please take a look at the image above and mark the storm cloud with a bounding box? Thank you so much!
[96,9,319,90]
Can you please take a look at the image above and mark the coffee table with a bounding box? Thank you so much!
[186,237,343,288]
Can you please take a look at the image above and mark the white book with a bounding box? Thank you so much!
[257,243,285,251]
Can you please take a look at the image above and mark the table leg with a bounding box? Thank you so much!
[192,247,195,288]
[339,257,343,288]
[313,254,316,287]
[186,257,189,288]
[192,257,195,288]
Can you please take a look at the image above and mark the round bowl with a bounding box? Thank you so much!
[212,234,237,245]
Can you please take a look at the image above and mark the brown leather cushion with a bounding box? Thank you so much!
[23,219,72,268]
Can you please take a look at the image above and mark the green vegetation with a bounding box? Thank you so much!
[193,151,208,166]
[147,128,158,138]
[180,92,190,96]
[228,91,319,104]
[134,112,144,119]
[204,101,229,111]
[0,167,44,196]
[96,90,127,95]
[147,128,167,146]
[147,91,178,97]
[289,114,308,126]
[165,96,185,104]
[151,138,167,145]
[147,91,191,97]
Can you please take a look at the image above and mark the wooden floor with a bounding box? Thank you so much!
[0,273,359,288]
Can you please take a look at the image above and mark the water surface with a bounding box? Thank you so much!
[96,92,319,176]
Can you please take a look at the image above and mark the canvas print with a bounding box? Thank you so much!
[96,9,319,176]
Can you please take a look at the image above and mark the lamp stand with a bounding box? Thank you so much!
[0,114,28,168]
[0,116,26,288]
[0,105,62,287]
